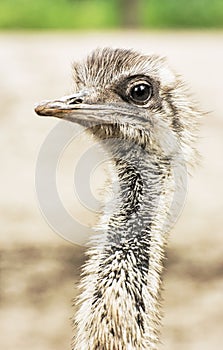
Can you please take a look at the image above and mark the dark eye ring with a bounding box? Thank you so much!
[129,82,152,105]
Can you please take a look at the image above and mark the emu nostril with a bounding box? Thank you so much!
[68,98,83,105]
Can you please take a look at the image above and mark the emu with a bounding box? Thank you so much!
[35,48,200,350]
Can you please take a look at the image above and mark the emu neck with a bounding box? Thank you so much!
[74,141,173,350]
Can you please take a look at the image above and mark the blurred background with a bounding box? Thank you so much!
[0,1,223,350]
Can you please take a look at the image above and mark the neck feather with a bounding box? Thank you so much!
[73,140,175,350]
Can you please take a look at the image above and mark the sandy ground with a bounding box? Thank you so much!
[0,31,223,349]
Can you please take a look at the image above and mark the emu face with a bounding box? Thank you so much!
[35,48,198,164]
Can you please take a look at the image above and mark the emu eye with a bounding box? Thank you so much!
[129,82,152,104]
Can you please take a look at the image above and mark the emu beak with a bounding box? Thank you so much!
[34,92,90,118]
[34,91,119,125]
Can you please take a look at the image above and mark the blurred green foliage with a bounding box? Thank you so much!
[0,0,222,29]
[142,0,223,28]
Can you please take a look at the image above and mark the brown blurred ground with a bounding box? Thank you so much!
[0,31,223,350]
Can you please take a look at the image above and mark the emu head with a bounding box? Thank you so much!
[35,48,199,166]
